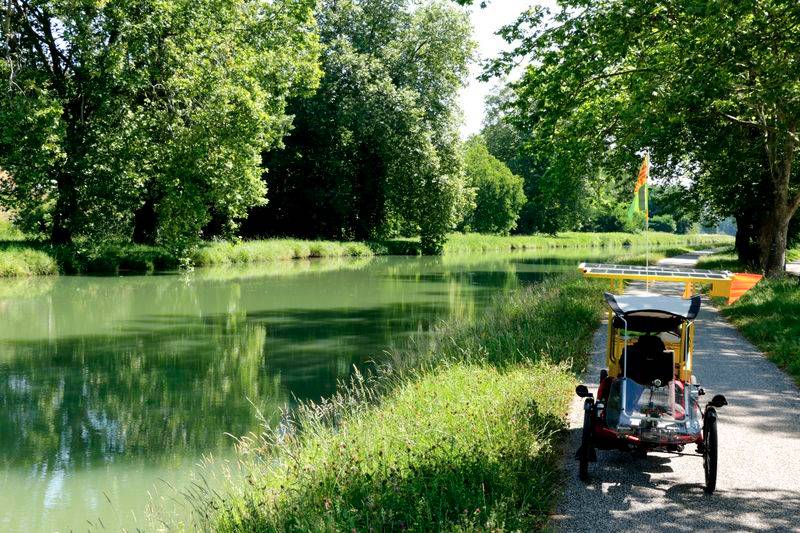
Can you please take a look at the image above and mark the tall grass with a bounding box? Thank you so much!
[192,239,373,267]
[0,246,58,276]
[0,230,734,277]
[440,231,732,254]
[164,275,606,531]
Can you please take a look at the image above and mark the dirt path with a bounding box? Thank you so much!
[551,251,800,532]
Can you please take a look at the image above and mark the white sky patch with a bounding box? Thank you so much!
[459,0,557,138]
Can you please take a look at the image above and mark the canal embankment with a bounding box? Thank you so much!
[0,230,732,277]
[175,274,609,531]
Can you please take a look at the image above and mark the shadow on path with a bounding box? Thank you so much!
[552,252,800,532]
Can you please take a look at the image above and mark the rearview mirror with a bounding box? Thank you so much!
[575,385,593,398]
[709,394,728,408]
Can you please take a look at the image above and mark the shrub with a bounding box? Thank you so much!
[649,214,677,233]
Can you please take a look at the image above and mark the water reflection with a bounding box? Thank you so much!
[0,248,629,530]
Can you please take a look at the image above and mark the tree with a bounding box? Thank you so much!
[487,0,800,276]
[462,136,524,234]
[481,89,590,234]
[246,0,474,253]
[0,0,321,254]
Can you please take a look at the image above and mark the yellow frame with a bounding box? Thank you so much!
[605,309,694,380]
[582,271,731,299]
[595,276,697,381]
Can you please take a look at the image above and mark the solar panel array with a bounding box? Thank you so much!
[579,262,731,280]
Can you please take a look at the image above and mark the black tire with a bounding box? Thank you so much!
[579,398,594,481]
[703,407,718,493]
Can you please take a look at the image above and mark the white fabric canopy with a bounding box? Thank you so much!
[610,293,697,318]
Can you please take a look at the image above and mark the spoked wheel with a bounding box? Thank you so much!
[578,398,594,481]
[703,407,718,493]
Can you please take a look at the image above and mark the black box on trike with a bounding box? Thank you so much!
[573,263,752,494]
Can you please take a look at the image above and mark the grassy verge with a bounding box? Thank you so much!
[695,249,800,383]
[0,231,732,277]
[191,239,374,267]
[720,279,800,382]
[0,246,58,276]
[171,275,605,531]
[195,232,732,267]
[377,231,733,255]
[615,245,720,266]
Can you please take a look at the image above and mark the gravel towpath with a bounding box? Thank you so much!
[551,251,800,532]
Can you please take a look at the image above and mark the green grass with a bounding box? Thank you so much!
[193,232,732,267]
[171,275,606,531]
[440,231,732,254]
[191,239,373,267]
[0,230,733,277]
[695,245,800,272]
[0,246,58,276]
[694,248,800,383]
[616,245,716,266]
[721,279,800,383]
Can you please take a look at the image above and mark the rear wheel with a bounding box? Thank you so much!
[703,407,718,493]
[579,398,594,481]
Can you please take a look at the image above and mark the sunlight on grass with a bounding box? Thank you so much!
[149,275,607,530]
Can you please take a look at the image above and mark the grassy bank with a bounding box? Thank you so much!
[193,232,732,267]
[721,279,800,382]
[169,275,605,531]
[695,249,800,383]
[0,231,732,277]
[192,239,374,267]
[368,231,731,256]
[0,246,58,276]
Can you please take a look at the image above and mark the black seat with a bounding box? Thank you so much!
[620,335,674,385]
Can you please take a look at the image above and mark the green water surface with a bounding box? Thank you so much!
[0,250,615,531]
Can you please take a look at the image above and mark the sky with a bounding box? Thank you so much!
[459,1,555,137]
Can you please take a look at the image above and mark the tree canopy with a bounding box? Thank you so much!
[0,0,321,253]
[246,0,474,253]
[487,0,800,275]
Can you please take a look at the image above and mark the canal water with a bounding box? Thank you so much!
[0,249,620,531]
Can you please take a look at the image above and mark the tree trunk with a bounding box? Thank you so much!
[50,171,76,245]
[132,196,158,244]
[763,208,789,277]
[734,212,761,269]
[759,121,796,277]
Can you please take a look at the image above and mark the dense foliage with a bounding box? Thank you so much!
[487,0,800,276]
[0,0,321,254]
[461,136,524,234]
[245,0,474,253]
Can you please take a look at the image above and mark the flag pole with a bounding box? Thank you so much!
[645,151,650,292]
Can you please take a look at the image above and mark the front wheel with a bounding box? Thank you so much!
[579,398,594,481]
[703,407,718,493]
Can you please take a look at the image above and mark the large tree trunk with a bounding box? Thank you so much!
[759,121,797,277]
[762,207,790,277]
